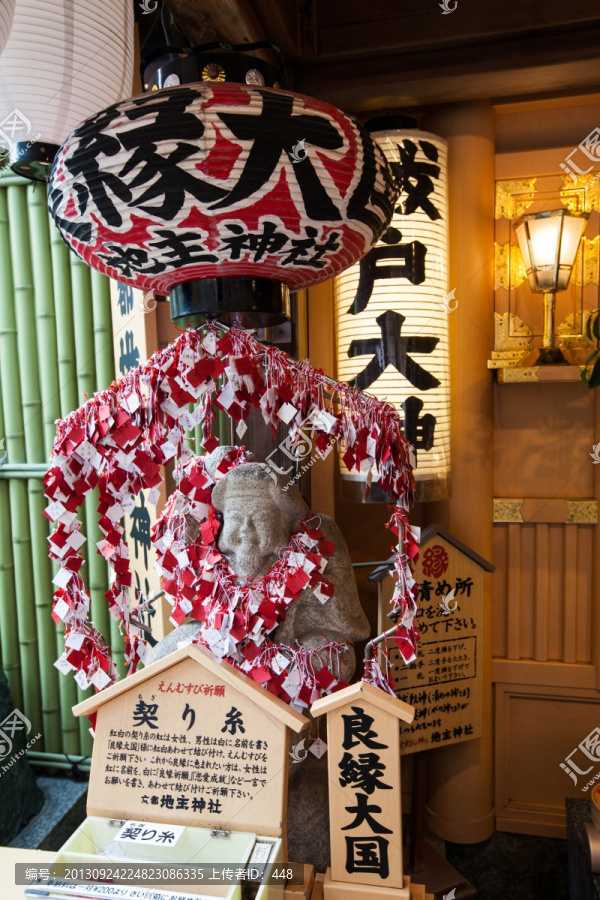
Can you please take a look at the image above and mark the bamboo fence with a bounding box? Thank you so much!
[0,172,121,757]
[0,173,240,758]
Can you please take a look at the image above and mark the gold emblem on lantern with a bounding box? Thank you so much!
[201,62,226,82]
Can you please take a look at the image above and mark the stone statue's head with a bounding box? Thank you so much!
[212,462,309,579]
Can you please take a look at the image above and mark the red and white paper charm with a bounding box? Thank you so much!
[152,451,352,709]
[44,324,419,699]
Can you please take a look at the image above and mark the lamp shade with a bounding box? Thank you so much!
[0,0,133,178]
[48,83,396,305]
[0,0,15,57]
[335,124,450,502]
[514,209,588,293]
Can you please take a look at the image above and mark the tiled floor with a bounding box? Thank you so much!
[445,832,569,900]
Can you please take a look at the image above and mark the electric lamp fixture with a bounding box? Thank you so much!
[514,209,589,365]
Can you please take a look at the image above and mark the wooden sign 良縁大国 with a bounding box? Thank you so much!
[311,681,414,900]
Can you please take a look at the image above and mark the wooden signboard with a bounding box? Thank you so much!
[311,682,415,900]
[73,644,308,840]
[109,281,170,640]
[374,524,494,756]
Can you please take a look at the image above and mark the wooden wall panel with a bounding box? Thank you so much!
[519,524,535,662]
[548,525,563,662]
[495,683,600,838]
[507,523,521,660]
[563,526,578,664]
[577,525,593,666]
[493,520,594,665]
[492,525,508,659]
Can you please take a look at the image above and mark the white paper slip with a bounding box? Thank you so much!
[116,819,185,848]
[249,840,275,865]
[25,881,212,900]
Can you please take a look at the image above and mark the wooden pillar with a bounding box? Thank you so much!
[308,278,336,518]
[420,101,496,843]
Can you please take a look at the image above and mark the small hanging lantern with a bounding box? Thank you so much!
[0,0,134,181]
[48,79,397,327]
[334,116,451,502]
[0,0,14,57]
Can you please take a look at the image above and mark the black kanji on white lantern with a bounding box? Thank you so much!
[48,82,397,326]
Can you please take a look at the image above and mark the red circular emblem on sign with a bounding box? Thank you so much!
[49,83,397,296]
[421,544,449,578]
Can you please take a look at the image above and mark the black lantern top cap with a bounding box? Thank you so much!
[148,51,281,91]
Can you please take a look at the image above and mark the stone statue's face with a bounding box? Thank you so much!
[218,493,291,578]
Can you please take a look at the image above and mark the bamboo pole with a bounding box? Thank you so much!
[27,477,62,752]
[0,186,23,709]
[90,268,114,389]
[72,260,111,645]
[27,180,66,753]
[8,182,64,749]
[185,403,195,452]
[90,268,125,677]
[5,183,43,739]
[28,182,61,458]
[70,256,103,755]
[8,184,44,461]
[75,501,94,756]
[0,393,22,711]
[49,210,78,417]
[8,479,43,738]
[47,195,81,752]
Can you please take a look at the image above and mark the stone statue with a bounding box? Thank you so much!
[147,448,370,870]
[148,449,369,677]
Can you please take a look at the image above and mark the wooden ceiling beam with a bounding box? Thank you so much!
[292,25,600,113]
[252,0,297,61]
[162,0,273,62]
[310,0,600,60]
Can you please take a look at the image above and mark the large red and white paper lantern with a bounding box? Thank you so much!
[0,0,133,179]
[335,120,451,502]
[48,83,397,326]
[0,0,15,57]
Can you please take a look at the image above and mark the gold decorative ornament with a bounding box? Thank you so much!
[496,367,541,383]
[565,500,598,525]
[495,179,537,220]
[495,241,526,291]
[201,62,226,82]
[493,499,524,523]
[560,174,600,213]
[487,312,532,369]
[570,236,599,287]
[557,308,598,350]
[493,312,533,352]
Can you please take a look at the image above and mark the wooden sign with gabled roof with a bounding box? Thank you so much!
[311,681,415,900]
[74,643,308,843]
[370,523,494,756]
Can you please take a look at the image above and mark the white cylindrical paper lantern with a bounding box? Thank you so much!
[335,121,451,502]
[0,0,133,179]
[0,0,15,57]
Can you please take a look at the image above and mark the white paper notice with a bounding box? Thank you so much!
[116,819,185,848]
